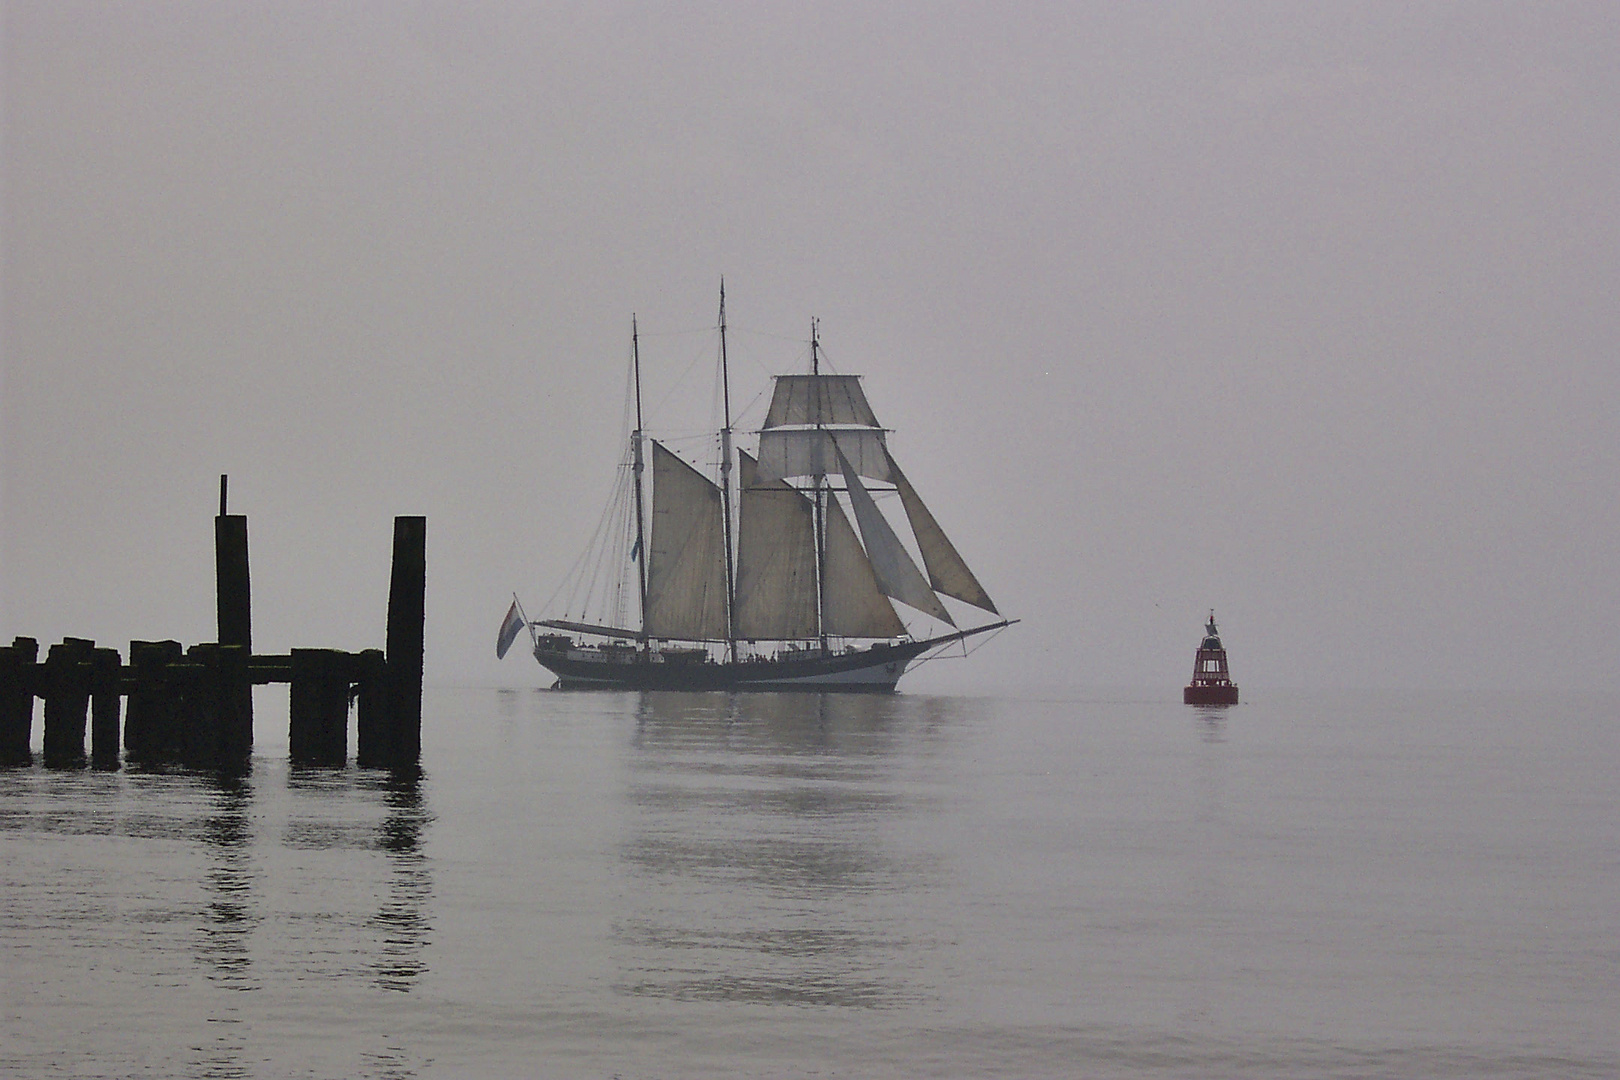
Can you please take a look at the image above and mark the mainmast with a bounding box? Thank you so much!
[811,317,829,652]
[718,281,738,662]
[630,315,650,648]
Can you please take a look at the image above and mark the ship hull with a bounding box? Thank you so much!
[534,640,932,692]
[1183,684,1239,705]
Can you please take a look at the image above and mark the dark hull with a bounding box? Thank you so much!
[535,640,934,692]
[1184,683,1239,705]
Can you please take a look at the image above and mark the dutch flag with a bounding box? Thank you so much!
[496,598,527,660]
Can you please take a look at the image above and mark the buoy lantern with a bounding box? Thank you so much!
[1184,611,1239,705]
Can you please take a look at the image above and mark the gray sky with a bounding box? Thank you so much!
[3,2,1616,692]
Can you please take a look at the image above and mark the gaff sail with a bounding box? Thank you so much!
[733,450,819,639]
[643,441,729,640]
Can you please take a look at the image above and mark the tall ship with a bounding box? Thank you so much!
[500,288,1013,691]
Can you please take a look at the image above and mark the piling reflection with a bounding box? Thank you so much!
[189,774,258,1079]
[279,765,436,996]
[369,770,433,993]
[614,691,958,1007]
[199,774,259,990]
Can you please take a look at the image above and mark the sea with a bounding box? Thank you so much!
[1,686,1615,1079]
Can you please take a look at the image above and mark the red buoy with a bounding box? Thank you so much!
[1184,611,1239,705]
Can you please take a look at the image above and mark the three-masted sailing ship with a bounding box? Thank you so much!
[502,289,1013,690]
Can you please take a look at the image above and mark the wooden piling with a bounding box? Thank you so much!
[43,638,94,768]
[90,648,122,769]
[290,648,349,766]
[11,496,426,770]
[385,517,426,768]
[216,644,252,769]
[215,481,253,742]
[354,649,390,767]
[0,637,39,766]
[127,640,183,763]
[174,649,212,769]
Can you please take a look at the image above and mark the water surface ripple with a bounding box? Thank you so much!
[1,688,1615,1078]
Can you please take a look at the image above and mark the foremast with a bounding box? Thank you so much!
[630,315,650,651]
[718,282,739,663]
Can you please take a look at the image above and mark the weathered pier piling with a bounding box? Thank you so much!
[215,474,253,747]
[125,640,182,763]
[90,647,122,769]
[354,648,390,768]
[1,477,426,772]
[384,516,427,768]
[1,638,40,766]
[289,649,351,766]
[42,638,94,768]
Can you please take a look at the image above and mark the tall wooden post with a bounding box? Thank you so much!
[90,647,122,769]
[0,637,39,766]
[385,517,426,768]
[215,474,253,748]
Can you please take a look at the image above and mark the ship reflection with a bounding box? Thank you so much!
[615,691,957,1007]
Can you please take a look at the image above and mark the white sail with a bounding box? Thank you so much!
[887,452,998,615]
[644,441,729,640]
[756,428,891,483]
[733,450,819,640]
[822,493,907,638]
[763,374,880,428]
[837,446,954,625]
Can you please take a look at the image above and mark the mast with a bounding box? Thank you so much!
[718,281,738,662]
[631,316,649,648]
[811,317,828,652]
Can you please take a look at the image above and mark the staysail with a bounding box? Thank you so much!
[733,450,819,639]
[886,451,998,614]
[644,441,728,640]
[836,440,954,625]
[822,493,907,638]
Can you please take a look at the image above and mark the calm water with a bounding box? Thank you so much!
[1,687,1615,1078]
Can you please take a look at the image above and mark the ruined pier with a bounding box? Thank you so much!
[0,477,425,772]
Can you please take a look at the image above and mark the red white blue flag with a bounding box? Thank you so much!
[496,598,527,659]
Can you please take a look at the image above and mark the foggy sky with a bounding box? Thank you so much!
[4,2,1616,692]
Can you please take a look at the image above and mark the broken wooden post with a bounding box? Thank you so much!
[290,648,349,766]
[90,647,122,769]
[0,637,39,766]
[353,648,390,767]
[385,516,426,768]
[42,638,94,768]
